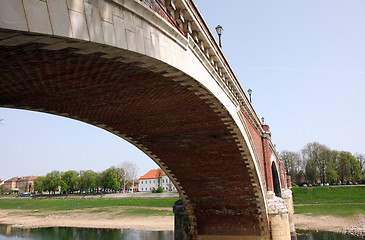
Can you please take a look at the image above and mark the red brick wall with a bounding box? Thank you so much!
[0,42,266,237]
[240,110,265,176]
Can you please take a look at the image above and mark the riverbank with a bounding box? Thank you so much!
[1,208,364,237]
[294,213,365,238]
[0,207,174,231]
[291,185,365,237]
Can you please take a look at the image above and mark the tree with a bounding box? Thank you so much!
[301,142,330,184]
[279,150,302,184]
[61,170,79,193]
[350,155,362,182]
[100,168,120,192]
[114,167,127,192]
[355,153,365,179]
[34,176,46,193]
[157,169,164,187]
[337,151,353,183]
[79,170,98,193]
[305,159,318,184]
[45,171,62,194]
[120,161,138,192]
[326,163,338,183]
[0,185,4,194]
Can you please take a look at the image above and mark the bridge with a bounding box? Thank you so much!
[0,0,295,239]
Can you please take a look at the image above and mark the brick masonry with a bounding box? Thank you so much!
[0,39,265,237]
[0,0,294,238]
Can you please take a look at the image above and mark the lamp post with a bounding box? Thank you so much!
[261,117,265,124]
[247,89,252,103]
[215,25,223,48]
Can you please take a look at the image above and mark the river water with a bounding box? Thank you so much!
[0,224,363,240]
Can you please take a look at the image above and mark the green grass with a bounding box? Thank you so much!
[292,185,365,204]
[121,208,173,216]
[292,185,365,217]
[0,198,179,211]
[0,194,17,198]
[294,203,365,217]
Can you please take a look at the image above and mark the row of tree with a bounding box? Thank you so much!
[34,161,139,194]
[280,142,365,185]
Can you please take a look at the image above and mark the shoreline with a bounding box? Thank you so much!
[0,208,174,232]
[0,209,364,237]
[294,214,365,238]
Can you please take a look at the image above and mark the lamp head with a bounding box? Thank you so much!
[215,25,223,36]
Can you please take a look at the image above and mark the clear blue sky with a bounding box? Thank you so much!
[1,0,365,180]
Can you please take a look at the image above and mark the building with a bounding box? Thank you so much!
[3,177,18,193]
[139,169,177,192]
[3,176,38,193]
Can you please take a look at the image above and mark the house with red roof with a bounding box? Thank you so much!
[139,169,177,192]
[4,176,38,193]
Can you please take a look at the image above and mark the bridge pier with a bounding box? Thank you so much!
[173,200,194,240]
[282,189,296,240]
[267,191,293,240]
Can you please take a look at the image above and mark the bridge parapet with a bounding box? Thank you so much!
[138,0,263,131]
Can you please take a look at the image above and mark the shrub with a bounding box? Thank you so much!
[156,186,163,193]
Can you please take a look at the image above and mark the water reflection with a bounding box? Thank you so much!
[1,225,363,240]
[0,224,174,240]
[297,230,364,240]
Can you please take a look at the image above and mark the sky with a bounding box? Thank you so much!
[1,0,365,180]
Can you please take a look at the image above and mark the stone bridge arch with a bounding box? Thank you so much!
[0,0,295,239]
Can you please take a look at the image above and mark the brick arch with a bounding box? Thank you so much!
[0,34,269,238]
[271,161,282,198]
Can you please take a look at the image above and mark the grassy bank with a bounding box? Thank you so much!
[292,185,365,204]
[292,185,365,216]
[295,203,365,217]
[0,198,179,211]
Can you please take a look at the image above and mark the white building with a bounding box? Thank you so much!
[139,169,177,192]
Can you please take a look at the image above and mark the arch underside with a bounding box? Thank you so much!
[0,31,267,237]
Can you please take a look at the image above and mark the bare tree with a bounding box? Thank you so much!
[156,169,164,187]
[280,150,302,184]
[120,161,139,192]
[355,153,365,174]
[301,142,331,184]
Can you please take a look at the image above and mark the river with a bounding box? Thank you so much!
[0,224,363,240]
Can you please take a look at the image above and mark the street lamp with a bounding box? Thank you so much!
[247,89,252,103]
[261,117,265,124]
[215,25,223,48]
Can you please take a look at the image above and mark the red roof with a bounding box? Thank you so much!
[5,176,38,182]
[17,176,38,181]
[140,169,166,179]
[5,177,19,182]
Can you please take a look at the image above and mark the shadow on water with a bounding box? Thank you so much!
[0,224,174,240]
[297,230,364,240]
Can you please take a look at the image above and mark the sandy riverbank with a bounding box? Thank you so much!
[0,207,174,231]
[1,208,364,237]
[294,214,365,237]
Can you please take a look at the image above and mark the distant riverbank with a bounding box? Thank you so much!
[0,192,180,200]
